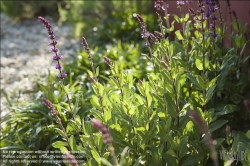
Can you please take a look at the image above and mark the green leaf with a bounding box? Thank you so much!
[187,74,205,90]
[76,115,81,126]
[91,149,101,165]
[195,56,203,70]
[55,128,66,138]
[165,153,178,166]
[59,147,68,153]
[240,41,249,57]
[96,66,99,76]
[175,30,184,40]
[215,105,236,116]
[205,84,216,104]
[52,141,68,148]
[179,136,188,158]
[182,154,203,166]
[90,95,101,109]
[67,120,80,132]
[70,135,77,151]
[209,120,228,132]
[207,76,218,89]
[184,13,189,22]
[166,134,176,149]
[104,109,111,123]
[164,93,177,118]
[99,158,113,166]
[172,14,181,23]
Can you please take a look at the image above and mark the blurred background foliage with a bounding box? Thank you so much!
[1,0,157,45]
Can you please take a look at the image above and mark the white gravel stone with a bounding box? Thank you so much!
[0,13,82,117]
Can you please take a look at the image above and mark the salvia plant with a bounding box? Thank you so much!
[1,0,250,166]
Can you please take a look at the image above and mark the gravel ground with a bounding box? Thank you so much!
[0,13,82,117]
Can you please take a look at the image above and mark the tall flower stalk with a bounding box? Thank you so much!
[39,16,84,148]
[38,16,75,120]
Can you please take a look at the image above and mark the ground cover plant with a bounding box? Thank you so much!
[1,0,250,166]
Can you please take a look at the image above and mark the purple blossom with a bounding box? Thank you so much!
[55,64,61,69]
[161,4,169,10]
[210,24,215,29]
[48,40,58,46]
[145,41,150,47]
[205,11,211,18]
[51,47,58,53]
[53,54,62,61]
[141,32,150,39]
[177,1,185,5]
[209,6,216,13]
[58,72,67,79]
[210,33,218,38]
[49,35,56,40]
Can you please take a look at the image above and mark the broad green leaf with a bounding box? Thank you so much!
[123,85,131,103]
[99,158,113,166]
[207,76,218,89]
[104,109,111,123]
[172,14,181,23]
[67,120,80,132]
[55,128,66,138]
[90,95,101,109]
[209,120,228,132]
[195,56,203,70]
[91,149,101,165]
[164,93,177,118]
[60,147,68,153]
[205,84,216,104]
[165,153,178,166]
[182,154,203,166]
[166,134,176,149]
[184,13,189,22]
[52,141,68,148]
[76,115,81,126]
[187,74,205,90]
[70,135,77,151]
[175,30,184,40]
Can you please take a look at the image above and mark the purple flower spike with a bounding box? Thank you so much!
[53,54,62,61]
[91,118,113,144]
[58,72,67,79]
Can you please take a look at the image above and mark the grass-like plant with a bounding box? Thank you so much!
[1,0,250,166]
